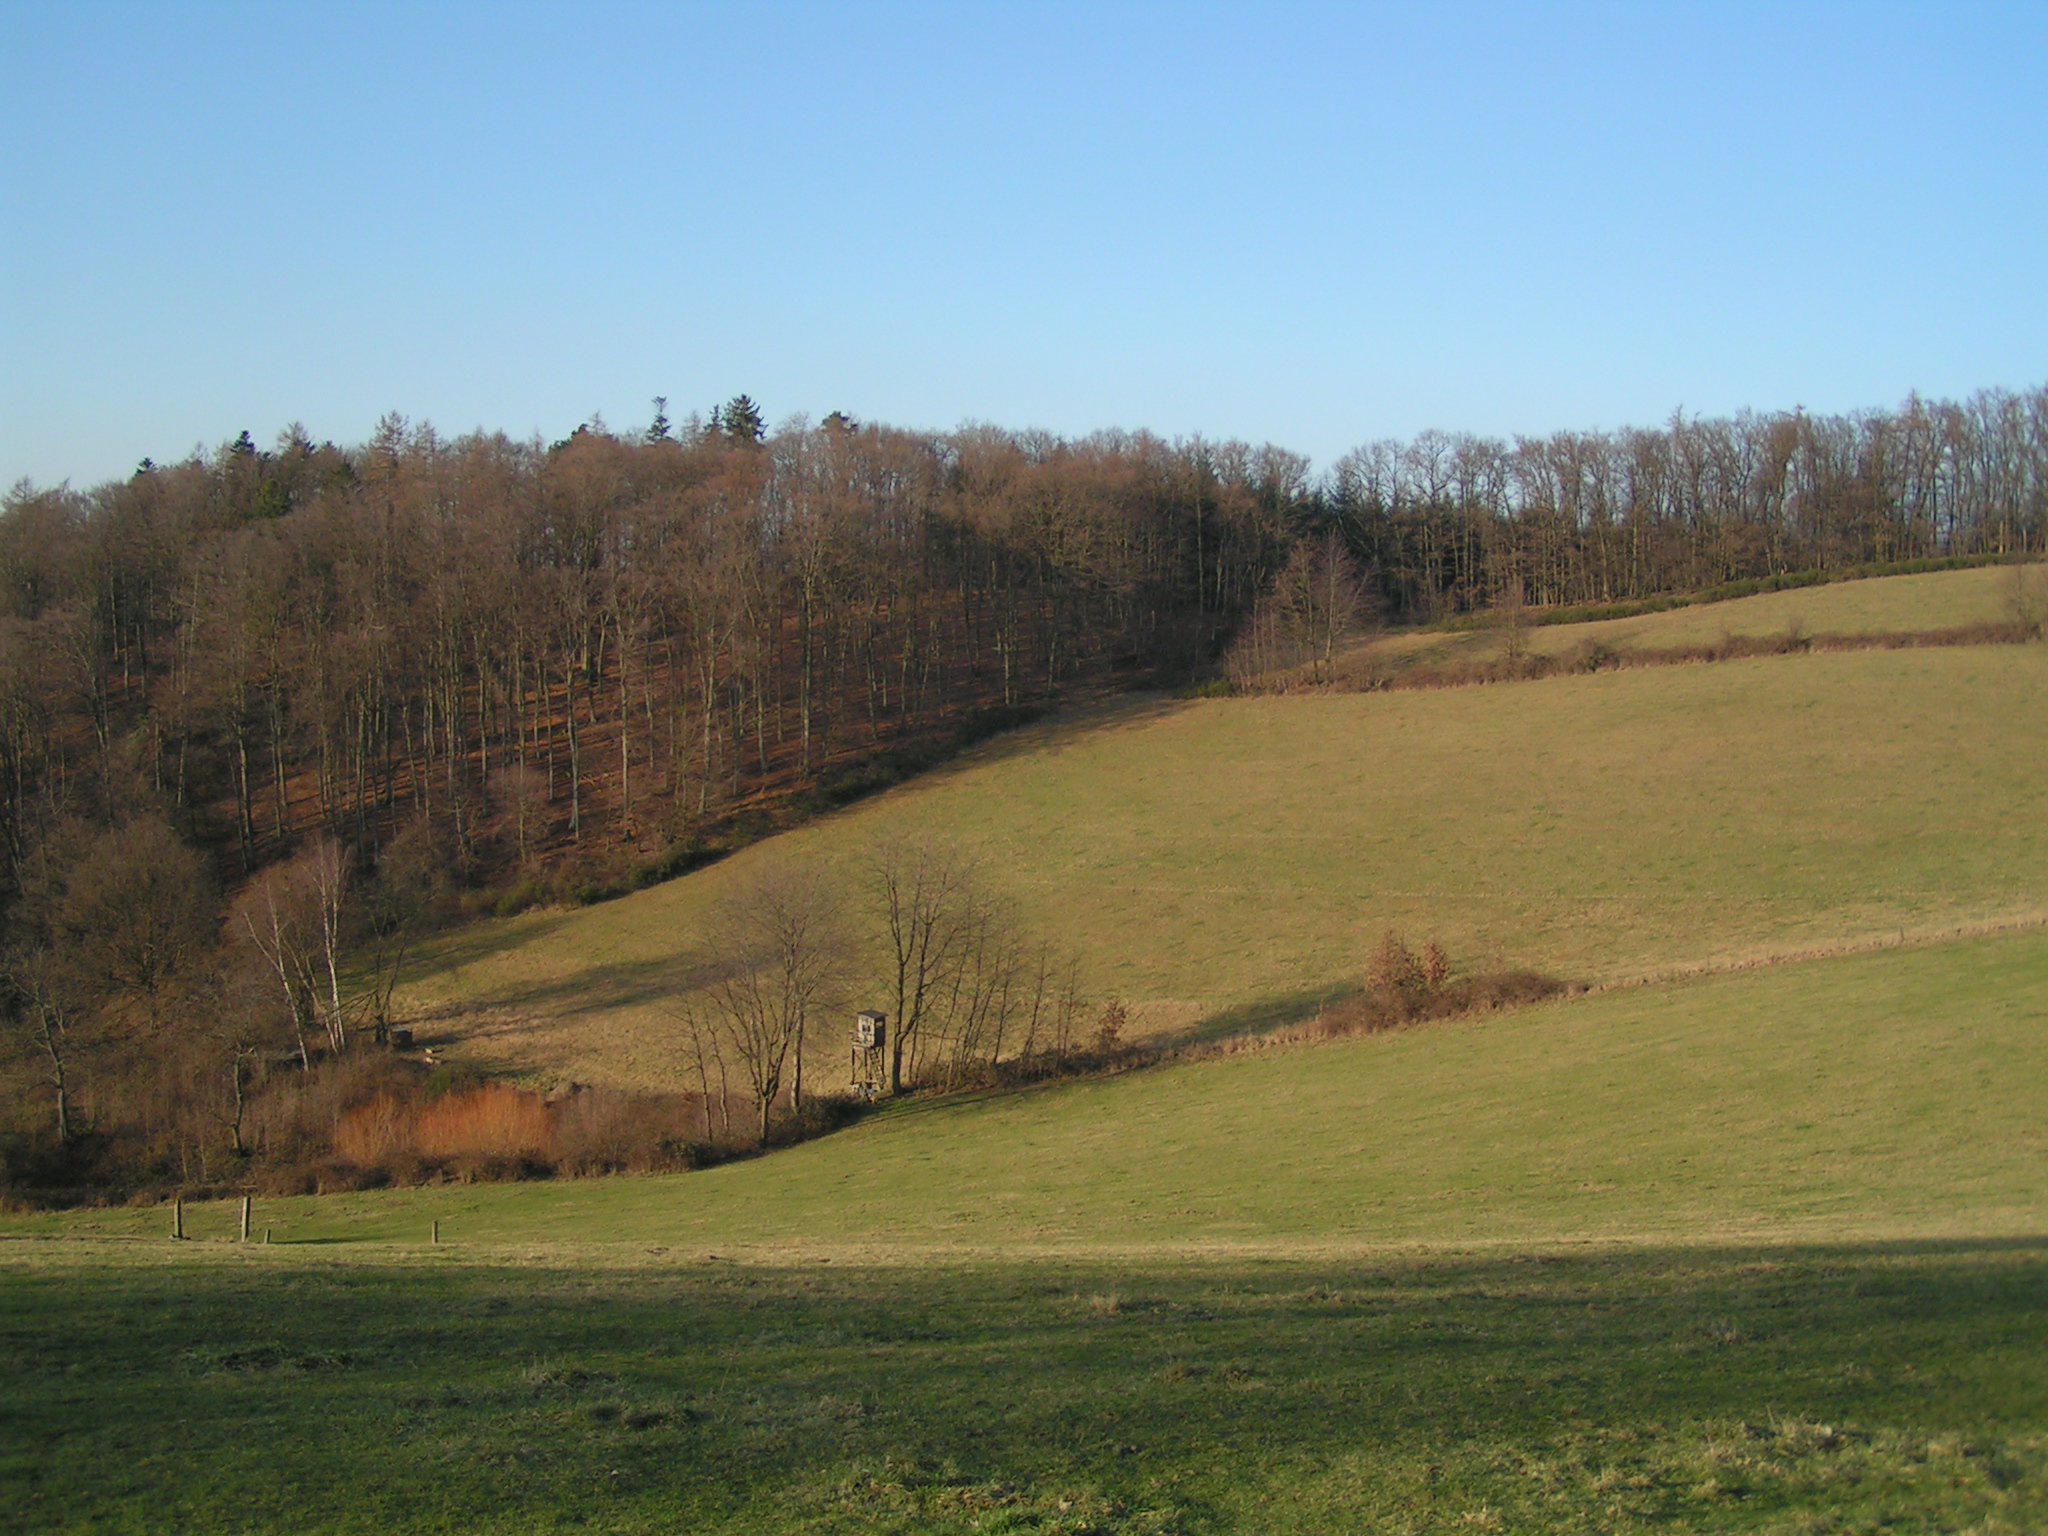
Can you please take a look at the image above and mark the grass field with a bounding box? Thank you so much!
[6,930,2047,1531]
[6,1242,2041,1534]
[17,926,2047,1253]
[9,569,2044,1531]
[396,637,2048,1091]
[1347,562,2038,677]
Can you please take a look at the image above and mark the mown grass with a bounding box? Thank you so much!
[396,638,2048,1086]
[3,1241,2042,1534]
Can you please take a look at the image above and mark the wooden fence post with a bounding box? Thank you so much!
[171,1196,184,1241]
[239,1196,252,1243]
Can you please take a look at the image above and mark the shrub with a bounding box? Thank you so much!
[332,1094,410,1165]
[1367,930,1424,1006]
[1094,999,1128,1051]
[330,1082,558,1170]
[415,1085,557,1161]
[553,1088,702,1176]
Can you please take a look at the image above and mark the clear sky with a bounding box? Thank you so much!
[4,1,2043,490]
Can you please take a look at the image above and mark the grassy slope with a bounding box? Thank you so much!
[21,925,2047,1254]
[7,932,2047,1532]
[1351,561,2033,674]
[9,570,2047,1532]
[396,639,2048,1087]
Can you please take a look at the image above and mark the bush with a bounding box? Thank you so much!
[553,1088,702,1176]
[1095,999,1129,1051]
[1366,930,1425,1010]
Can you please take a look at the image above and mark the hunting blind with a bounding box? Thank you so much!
[851,1010,886,1098]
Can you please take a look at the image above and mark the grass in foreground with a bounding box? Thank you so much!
[396,640,2048,1087]
[9,930,2044,1531]
[3,1242,2041,1534]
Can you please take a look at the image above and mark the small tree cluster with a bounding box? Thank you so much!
[671,835,1095,1150]
[1224,529,1373,690]
[1366,930,1453,1017]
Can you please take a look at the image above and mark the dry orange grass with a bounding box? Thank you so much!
[334,1086,558,1164]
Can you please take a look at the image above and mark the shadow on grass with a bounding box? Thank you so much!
[1159,987,1346,1050]
[5,1238,2043,1533]
[398,907,583,986]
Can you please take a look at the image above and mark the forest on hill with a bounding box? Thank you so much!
[2,385,2043,886]
[0,384,2043,1199]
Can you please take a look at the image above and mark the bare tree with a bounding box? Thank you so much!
[355,818,438,1043]
[1225,529,1368,688]
[57,815,217,1036]
[236,840,352,1065]
[701,862,848,1147]
[2,940,87,1143]
[869,835,982,1094]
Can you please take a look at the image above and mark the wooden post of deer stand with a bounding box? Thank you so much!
[171,1197,184,1241]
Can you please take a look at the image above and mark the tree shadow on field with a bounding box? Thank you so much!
[879,692,1191,785]
[1162,987,1342,1050]
[401,908,582,983]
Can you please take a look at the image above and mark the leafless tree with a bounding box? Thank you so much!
[237,839,350,1065]
[701,861,848,1147]
[869,835,984,1094]
[2,940,87,1143]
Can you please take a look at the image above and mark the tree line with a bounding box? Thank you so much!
[1330,387,2046,617]
[1,386,2041,891]
[0,404,1309,892]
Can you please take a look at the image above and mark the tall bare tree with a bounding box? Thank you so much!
[701,862,847,1147]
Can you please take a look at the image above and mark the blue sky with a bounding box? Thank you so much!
[3,2,2043,489]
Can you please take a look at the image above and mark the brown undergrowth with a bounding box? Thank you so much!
[6,939,1569,1209]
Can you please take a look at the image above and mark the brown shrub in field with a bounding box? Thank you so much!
[1366,931,1426,1009]
[552,1088,700,1175]
[414,1084,558,1161]
[331,1082,558,1168]
[331,1093,410,1165]
[1309,933,1573,1041]
[247,1052,418,1167]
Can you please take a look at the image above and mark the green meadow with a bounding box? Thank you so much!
[398,638,2048,1089]
[6,1241,2042,1535]
[6,930,2047,1531]
[19,927,2048,1254]
[6,570,2046,1532]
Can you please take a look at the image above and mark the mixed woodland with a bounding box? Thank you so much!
[1,385,2044,1200]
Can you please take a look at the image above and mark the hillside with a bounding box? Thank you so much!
[10,568,2045,1535]
[1341,560,2038,683]
[392,568,2048,1091]
[23,924,2048,1252]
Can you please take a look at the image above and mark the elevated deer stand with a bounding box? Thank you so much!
[850,1011,886,1101]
